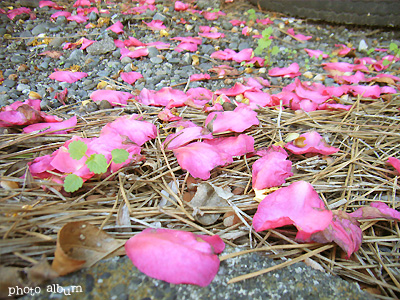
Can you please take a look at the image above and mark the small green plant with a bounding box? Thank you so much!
[254,27,279,66]
[247,9,257,21]
[63,140,129,192]
[383,42,400,66]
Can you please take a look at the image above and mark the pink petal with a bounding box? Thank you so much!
[210,49,235,61]
[350,85,381,98]
[158,108,183,122]
[285,131,339,155]
[317,102,352,111]
[294,78,330,104]
[143,20,166,30]
[174,42,198,52]
[215,82,256,96]
[268,63,301,78]
[137,87,188,108]
[120,72,143,85]
[28,154,55,177]
[120,47,149,59]
[244,91,279,109]
[49,71,88,83]
[146,41,171,49]
[39,1,64,9]
[304,48,328,59]
[7,8,32,20]
[67,15,88,23]
[350,202,400,221]
[171,36,203,44]
[253,181,333,239]
[322,62,354,73]
[287,28,312,41]
[100,115,157,146]
[51,11,71,20]
[123,36,146,47]
[90,90,134,106]
[202,11,225,20]
[204,134,255,157]
[175,1,189,11]
[107,21,124,34]
[23,116,77,134]
[73,0,91,7]
[231,48,253,63]
[173,142,231,180]
[125,228,224,286]
[387,157,400,173]
[256,18,273,25]
[205,104,259,133]
[199,32,225,39]
[310,210,362,258]
[80,38,95,49]
[190,73,211,81]
[164,126,213,150]
[230,20,245,26]
[252,146,293,189]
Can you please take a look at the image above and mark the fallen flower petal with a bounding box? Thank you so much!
[387,157,400,173]
[253,181,333,240]
[175,1,189,11]
[268,63,301,78]
[125,228,224,286]
[190,73,211,81]
[23,116,77,134]
[49,71,88,83]
[164,126,213,150]
[90,90,134,106]
[285,131,339,155]
[120,72,143,85]
[143,20,166,30]
[204,134,255,157]
[158,108,182,122]
[120,47,149,59]
[349,202,400,221]
[304,48,329,59]
[252,146,293,190]
[107,21,124,34]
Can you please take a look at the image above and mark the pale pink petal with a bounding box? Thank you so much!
[123,37,146,47]
[215,82,257,96]
[287,28,312,41]
[80,38,95,49]
[202,11,225,20]
[210,49,235,61]
[268,63,301,78]
[350,202,400,221]
[304,48,328,59]
[252,146,293,189]
[143,20,166,30]
[232,48,253,63]
[125,228,224,286]
[137,87,188,108]
[174,42,198,52]
[334,44,354,56]
[164,127,213,150]
[120,72,143,84]
[204,134,255,159]
[205,104,259,133]
[90,90,134,106]
[67,15,88,23]
[107,21,124,34]
[146,41,171,49]
[242,77,270,88]
[190,73,211,81]
[49,71,88,83]
[244,91,279,109]
[120,47,149,59]
[173,142,231,179]
[387,157,400,173]
[350,85,381,98]
[310,210,362,258]
[294,78,330,104]
[158,108,183,122]
[73,0,91,7]
[100,115,157,146]
[322,62,354,73]
[199,32,225,39]
[28,154,55,177]
[171,36,203,44]
[256,18,273,25]
[253,181,333,239]
[334,71,366,84]
[285,131,339,155]
[23,116,77,134]
[230,19,245,26]
[175,1,189,11]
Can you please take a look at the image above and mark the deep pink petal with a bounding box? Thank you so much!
[204,134,255,157]
[125,228,224,286]
[120,72,143,84]
[67,15,88,23]
[387,157,400,173]
[158,108,182,122]
[350,85,381,98]
[49,71,88,83]
[253,181,333,236]
[189,73,211,81]
[285,131,339,155]
[304,48,328,59]
[244,91,279,109]
[143,20,166,30]
[120,47,149,59]
[252,146,293,189]
[90,90,134,106]
[215,82,256,96]
[268,63,301,78]
[164,127,212,150]
[107,21,124,34]
[23,116,77,134]
[205,104,259,133]
[175,1,190,11]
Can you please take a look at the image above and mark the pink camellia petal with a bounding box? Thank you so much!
[171,36,203,44]
[107,21,124,34]
[285,131,339,155]
[387,157,400,173]
[215,82,256,96]
[174,42,199,52]
[252,146,293,190]
[268,63,301,78]
[73,0,91,7]
[158,108,183,122]
[173,142,231,179]
[287,28,312,41]
[334,71,366,84]
[175,1,189,11]
[120,72,143,85]
[231,48,253,63]
[137,87,188,108]
[146,41,171,49]
[310,210,362,258]
[350,85,381,98]
[190,73,211,81]
[253,181,333,240]
[256,18,273,25]
[230,19,245,26]
[125,228,224,287]
[201,10,226,20]
[143,20,166,30]
[28,154,55,177]
[333,44,354,56]
[23,116,77,134]
[123,36,146,47]
[51,11,71,20]
[304,48,328,59]
[67,15,88,23]
[210,49,236,61]
[204,134,255,157]
[322,62,355,73]
[49,71,88,83]
[205,104,259,133]
[317,102,352,111]
[199,32,225,39]
[90,90,134,106]
[244,91,279,109]
[39,0,64,9]
[80,37,95,49]
[100,115,157,146]
[120,47,149,59]
[294,78,330,104]
[350,202,400,221]
[7,7,32,20]
[164,126,213,150]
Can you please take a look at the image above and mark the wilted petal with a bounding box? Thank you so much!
[310,210,362,258]
[173,142,231,180]
[231,48,253,63]
[125,228,224,286]
[285,131,339,155]
[244,91,279,109]
[158,108,182,122]
[49,71,88,83]
[215,82,256,96]
[90,90,134,106]
[174,42,198,52]
[120,72,143,84]
[100,115,157,146]
[175,1,189,11]
[23,116,77,134]
[143,20,166,30]
[205,104,259,133]
[349,202,400,221]
[252,146,293,190]
[268,63,301,78]
[387,157,400,173]
[164,127,212,150]
[350,85,381,98]
[253,181,333,239]
[107,21,124,34]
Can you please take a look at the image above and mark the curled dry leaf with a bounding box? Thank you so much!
[189,182,233,225]
[52,221,124,276]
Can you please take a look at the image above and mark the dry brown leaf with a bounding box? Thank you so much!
[0,179,19,190]
[39,50,64,59]
[51,221,124,276]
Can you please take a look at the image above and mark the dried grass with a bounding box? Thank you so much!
[1,93,399,299]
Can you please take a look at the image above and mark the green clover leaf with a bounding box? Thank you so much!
[111,149,129,164]
[64,174,84,192]
[68,140,88,160]
[86,154,108,174]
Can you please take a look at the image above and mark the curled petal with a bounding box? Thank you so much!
[387,157,400,173]
[23,116,77,134]
[285,131,339,155]
[349,202,400,221]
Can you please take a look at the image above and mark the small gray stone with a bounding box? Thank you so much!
[153,12,167,22]
[147,47,160,58]
[40,99,51,110]
[97,70,110,77]
[0,94,10,106]
[16,84,30,92]
[68,49,84,62]
[86,36,116,55]
[150,57,163,64]
[99,100,113,110]
[88,11,99,22]
[49,37,66,48]
[2,80,16,88]
[182,52,191,65]
[0,28,6,35]
[31,23,48,36]
[11,55,26,63]
[123,64,132,72]
[200,44,214,55]
[238,42,251,51]
[55,16,67,25]
[121,57,133,64]
[221,20,233,30]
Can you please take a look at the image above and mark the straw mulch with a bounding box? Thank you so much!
[1,91,399,299]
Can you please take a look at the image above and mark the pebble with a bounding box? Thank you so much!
[86,36,116,55]
[150,57,163,64]
[147,47,160,58]
[31,23,48,36]
[16,84,30,92]
[2,80,16,88]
